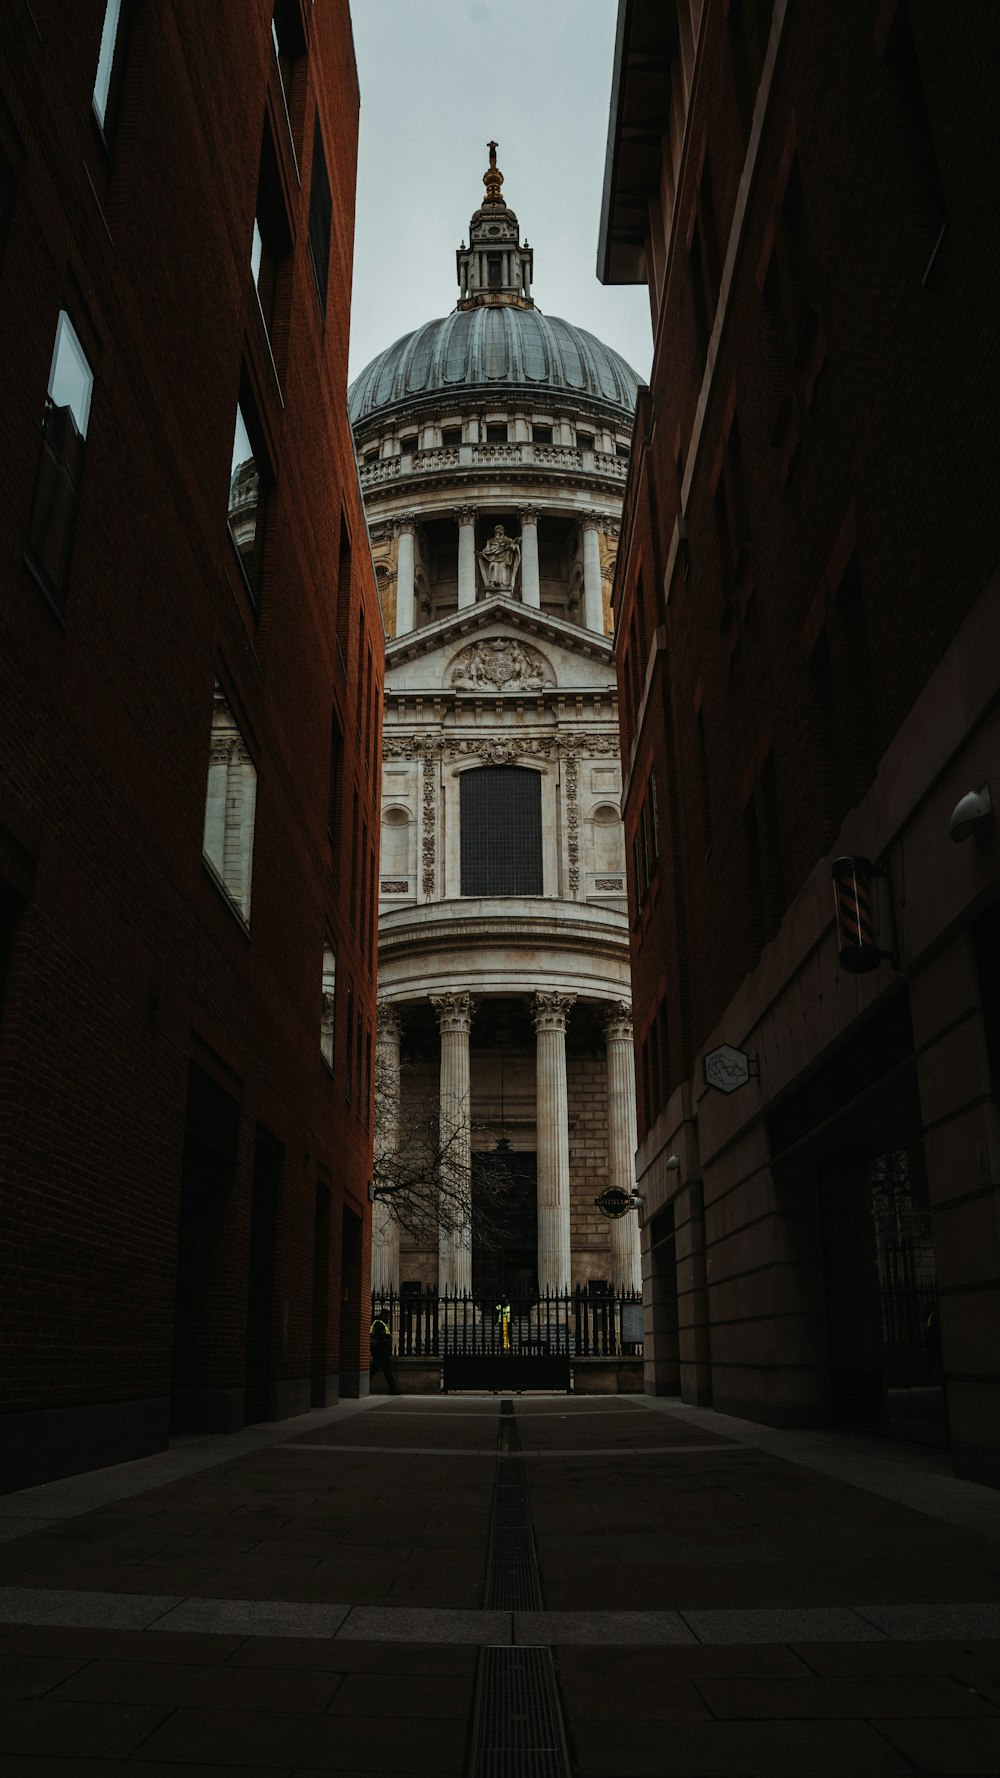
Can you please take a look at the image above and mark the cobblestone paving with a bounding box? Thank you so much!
[0,1393,996,1774]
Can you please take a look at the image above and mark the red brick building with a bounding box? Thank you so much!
[601,0,1000,1482]
[0,0,380,1488]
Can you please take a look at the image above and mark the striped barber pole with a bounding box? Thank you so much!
[832,855,883,973]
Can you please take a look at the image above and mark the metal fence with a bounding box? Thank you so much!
[374,1288,644,1360]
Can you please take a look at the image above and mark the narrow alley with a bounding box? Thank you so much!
[0,1395,997,1775]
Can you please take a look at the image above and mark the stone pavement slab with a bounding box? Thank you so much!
[567,1715,917,1775]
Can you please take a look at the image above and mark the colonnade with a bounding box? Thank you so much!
[392,508,607,637]
[373,992,641,1296]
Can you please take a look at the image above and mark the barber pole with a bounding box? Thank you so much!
[831,856,883,973]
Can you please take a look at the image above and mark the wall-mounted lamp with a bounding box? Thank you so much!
[949,785,993,844]
[665,1154,680,1173]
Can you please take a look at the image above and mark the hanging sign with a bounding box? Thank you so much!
[704,1044,756,1094]
[595,1187,634,1219]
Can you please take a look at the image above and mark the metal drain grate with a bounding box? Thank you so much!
[484,1401,542,1611]
[469,1646,573,1778]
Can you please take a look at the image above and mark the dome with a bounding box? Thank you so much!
[348,305,640,428]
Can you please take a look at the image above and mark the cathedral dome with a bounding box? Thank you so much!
[348,305,640,427]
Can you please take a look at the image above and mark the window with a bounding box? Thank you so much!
[647,769,659,865]
[345,985,354,1103]
[336,513,351,664]
[577,431,594,452]
[615,443,630,461]
[228,394,270,603]
[307,111,332,315]
[350,787,359,928]
[460,767,543,897]
[253,124,291,339]
[328,707,344,853]
[271,0,306,160]
[885,1,947,272]
[321,944,336,1069]
[532,425,553,445]
[487,255,502,287]
[92,0,131,141]
[355,1010,363,1117]
[203,684,257,921]
[401,433,418,456]
[485,422,507,444]
[26,311,94,608]
[441,426,461,448]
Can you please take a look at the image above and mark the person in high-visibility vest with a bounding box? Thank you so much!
[370,1310,397,1393]
[495,1299,511,1351]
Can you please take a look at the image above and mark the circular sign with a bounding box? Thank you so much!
[594,1187,633,1219]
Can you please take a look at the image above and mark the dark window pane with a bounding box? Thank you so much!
[460,767,542,896]
[308,112,332,313]
[27,312,93,605]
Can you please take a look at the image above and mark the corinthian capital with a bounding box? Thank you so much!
[431,991,475,1034]
[532,990,577,1034]
[604,1001,633,1045]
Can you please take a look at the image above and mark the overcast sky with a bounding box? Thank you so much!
[347,0,652,388]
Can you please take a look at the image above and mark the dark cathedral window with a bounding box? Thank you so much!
[460,767,543,896]
[487,255,502,287]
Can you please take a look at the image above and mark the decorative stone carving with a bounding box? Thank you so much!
[449,735,554,764]
[449,637,552,692]
[478,522,521,592]
[431,990,475,1034]
[603,1001,633,1044]
[531,990,576,1033]
[384,729,619,763]
[380,879,409,893]
[595,876,625,892]
[453,504,478,526]
[377,1004,405,1044]
[563,750,580,893]
[422,754,436,898]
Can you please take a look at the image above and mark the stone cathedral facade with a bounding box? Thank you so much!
[349,148,641,1302]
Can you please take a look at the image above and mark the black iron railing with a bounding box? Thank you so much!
[374,1287,644,1360]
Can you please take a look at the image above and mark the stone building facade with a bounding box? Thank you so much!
[350,148,642,1302]
[601,0,1000,1483]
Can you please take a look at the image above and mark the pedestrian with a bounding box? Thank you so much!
[370,1308,397,1393]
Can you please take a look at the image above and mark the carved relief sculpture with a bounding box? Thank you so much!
[449,636,552,692]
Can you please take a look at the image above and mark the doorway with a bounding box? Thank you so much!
[244,1127,282,1424]
[820,1138,946,1446]
[170,1063,239,1432]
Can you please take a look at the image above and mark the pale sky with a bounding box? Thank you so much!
[347,0,653,388]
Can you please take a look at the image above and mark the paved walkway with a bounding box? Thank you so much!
[0,1394,998,1774]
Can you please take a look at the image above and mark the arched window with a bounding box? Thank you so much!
[460,767,543,896]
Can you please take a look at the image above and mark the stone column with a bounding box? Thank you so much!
[533,991,576,1294]
[519,505,540,607]
[395,515,417,636]
[455,506,478,609]
[431,992,474,1294]
[581,512,605,634]
[604,1002,642,1293]
[371,1006,403,1299]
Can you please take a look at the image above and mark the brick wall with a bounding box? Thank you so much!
[0,0,380,1482]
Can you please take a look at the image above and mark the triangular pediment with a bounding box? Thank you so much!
[385,596,615,697]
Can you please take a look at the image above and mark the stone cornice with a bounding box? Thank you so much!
[384,595,614,668]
